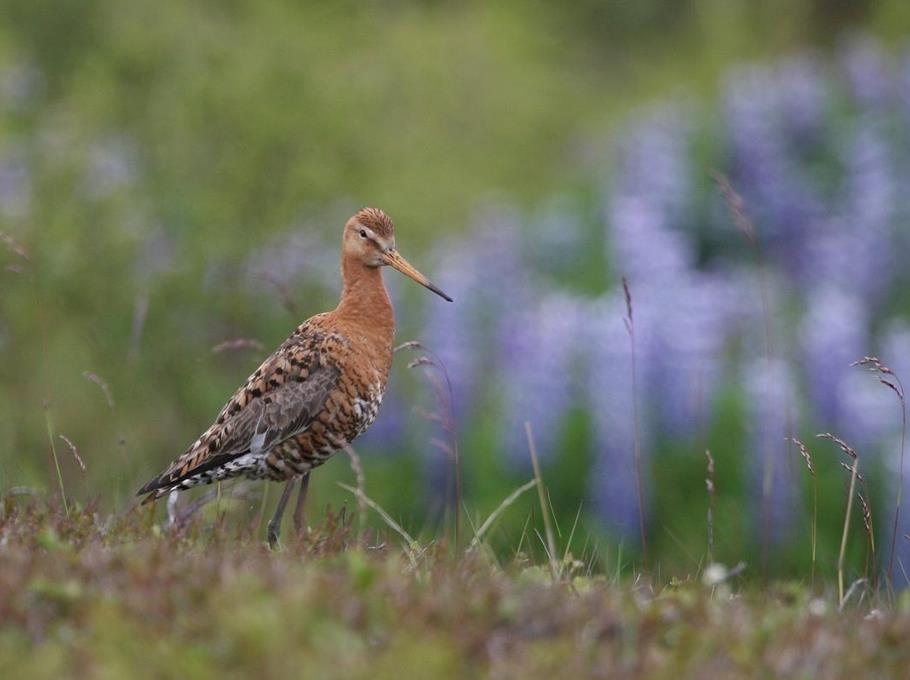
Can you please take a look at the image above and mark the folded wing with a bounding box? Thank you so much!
[137,362,339,499]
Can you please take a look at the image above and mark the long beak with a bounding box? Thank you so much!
[384,250,452,302]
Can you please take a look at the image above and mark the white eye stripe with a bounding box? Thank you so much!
[357,226,388,249]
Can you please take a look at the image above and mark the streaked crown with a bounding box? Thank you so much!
[354,207,394,238]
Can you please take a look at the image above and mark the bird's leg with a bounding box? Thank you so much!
[267,479,295,550]
[292,472,311,537]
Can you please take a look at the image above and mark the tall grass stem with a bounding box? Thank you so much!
[43,406,69,517]
[525,422,559,579]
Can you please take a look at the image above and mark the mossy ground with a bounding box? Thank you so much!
[2,495,909,679]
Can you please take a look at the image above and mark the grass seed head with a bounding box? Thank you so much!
[817,432,858,460]
[788,437,815,476]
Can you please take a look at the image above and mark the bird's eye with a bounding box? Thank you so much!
[359,229,367,239]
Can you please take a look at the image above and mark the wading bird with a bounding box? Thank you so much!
[138,208,451,547]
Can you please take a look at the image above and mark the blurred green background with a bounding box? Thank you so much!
[3,0,910,575]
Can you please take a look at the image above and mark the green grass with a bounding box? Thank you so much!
[3,493,910,679]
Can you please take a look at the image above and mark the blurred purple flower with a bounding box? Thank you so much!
[584,296,651,540]
[880,321,910,588]
[742,358,800,546]
[500,292,582,467]
[424,205,535,426]
[840,35,895,111]
[777,55,830,145]
[800,287,869,428]
[605,107,695,287]
[816,116,897,303]
[648,272,744,439]
[722,65,825,260]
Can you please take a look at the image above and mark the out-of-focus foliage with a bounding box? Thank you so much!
[2,0,910,582]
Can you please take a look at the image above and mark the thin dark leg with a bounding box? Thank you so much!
[267,479,295,549]
[292,472,311,537]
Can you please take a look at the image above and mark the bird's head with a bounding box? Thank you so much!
[343,207,452,302]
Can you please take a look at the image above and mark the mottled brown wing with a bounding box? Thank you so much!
[137,362,339,497]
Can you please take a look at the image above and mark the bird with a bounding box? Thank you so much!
[137,207,452,547]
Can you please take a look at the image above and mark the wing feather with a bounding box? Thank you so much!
[137,322,345,498]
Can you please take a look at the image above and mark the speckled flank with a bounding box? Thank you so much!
[137,208,401,503]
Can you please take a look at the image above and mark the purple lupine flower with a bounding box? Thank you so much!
[606,194,694,287]
[880,321,910,588]
[840,35,895,111]
[800,287,869,428]
[424,205,535,426]
[834,116,896,303]
[584,296,651,540]
[648,272,744,439]
[604,106,695,288]
[797,116,897,301]
[881,321,910,381]
[722,64,825,263]
[610,105,693,217]
[742,358,801,546]
[838,370,896,454]
[500,292,582,467]
[777,54,830,146]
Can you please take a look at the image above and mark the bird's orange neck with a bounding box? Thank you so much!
[334,254,394,336]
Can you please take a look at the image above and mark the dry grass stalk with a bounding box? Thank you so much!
[336,482,419,568]
[344,444,367,534]
[817,433,857,459]
[859,493,875,557]
[838,461,865,481]
[852,355,906,585]
[127,291,149,361]
[6,486,40,497]
[82,371,115,408]
[705,449,715,564]
[839,458,860,609]
[714,172,779,578]
[788,437,817,584]
[525,422,560,579]
[0,231,29,260]
[394,341,421,353]
[42,402,68,517]
[467,479,538,553]
[169,482,256,529]
[710,171,756,243]
[211,338,265,353]
[400,341,462,550]
[260,273,300,318]
[621,277,633,330]
[57,435,86,472]
[789,437,814,476]
[621,276,649,572]
[817,432,861,607]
